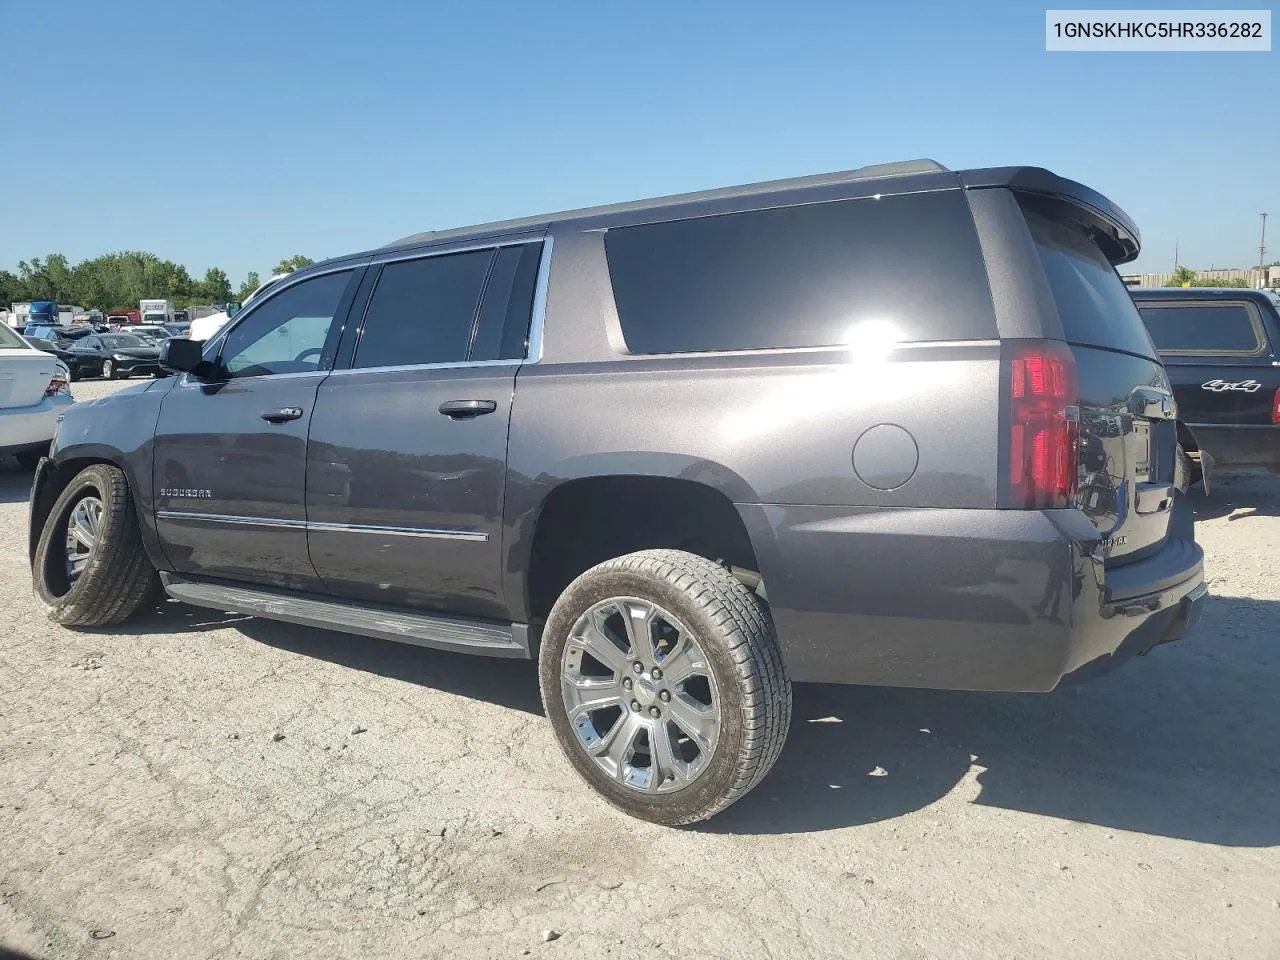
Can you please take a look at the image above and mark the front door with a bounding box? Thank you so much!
[306,240,543,621]
[152,268,360,589]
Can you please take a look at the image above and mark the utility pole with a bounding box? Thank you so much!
[1261,212,1268,268]
[1174,240,1179,270]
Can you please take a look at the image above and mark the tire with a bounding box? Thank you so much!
[539,549,791,826]
[15,445,49,470]
[102,359,116,380]
[32,463,158,627]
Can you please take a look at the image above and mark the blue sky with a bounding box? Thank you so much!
[3,0,1275,284]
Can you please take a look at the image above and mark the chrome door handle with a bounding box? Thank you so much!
[439,399,497,419]
[261,407,303,423]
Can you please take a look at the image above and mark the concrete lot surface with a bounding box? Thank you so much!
[2,378,1278,959]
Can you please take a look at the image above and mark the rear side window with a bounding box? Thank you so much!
[355,250,493,369]
[1024,209,1157,359]
[604,191,996,354]
[469,242,542,361]
[1137,303,1266,356]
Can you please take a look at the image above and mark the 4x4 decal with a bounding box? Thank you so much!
[1201,379,1263,393]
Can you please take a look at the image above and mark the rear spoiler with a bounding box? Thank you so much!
[959,167,1141,265]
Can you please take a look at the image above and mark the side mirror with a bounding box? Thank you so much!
[226,301,242,319]
[159,337,211,377]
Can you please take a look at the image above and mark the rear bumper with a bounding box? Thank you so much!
[0,393,73,457]
[1187,423,1280,467]
[738,499,1206,692]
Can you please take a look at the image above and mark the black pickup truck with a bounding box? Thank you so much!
[1132,288,1280,488]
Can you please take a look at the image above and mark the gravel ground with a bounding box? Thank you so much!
[2,378,1278,960]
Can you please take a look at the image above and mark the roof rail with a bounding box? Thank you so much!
[386,158,950,248]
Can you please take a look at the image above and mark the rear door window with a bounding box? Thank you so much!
[355,250,494,368]
[1137,303,1267,356]
[1024,209,1158,360]
[604,190,996,354]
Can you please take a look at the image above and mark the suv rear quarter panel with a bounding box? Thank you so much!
[503,224,1004,647]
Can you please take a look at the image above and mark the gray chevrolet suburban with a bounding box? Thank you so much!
[29,159,1207,824]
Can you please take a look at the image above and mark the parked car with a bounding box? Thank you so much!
[1131,287,1280,488]
[26,324,95,345]
[0,322,73,468]
[22,335,84,380]
[164,321,192,338]
[129,325,175,343]
[28,160,1206,825]
[66,332,162,380]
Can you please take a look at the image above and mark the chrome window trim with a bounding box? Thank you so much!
[156,511,487,542]
[376,234,544,266]
[526,235,553,364]
[327,358,521,377]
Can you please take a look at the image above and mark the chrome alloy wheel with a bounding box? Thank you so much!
[64,495,103,583]
[561,597,720,793]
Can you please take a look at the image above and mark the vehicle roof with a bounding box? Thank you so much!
[1130,287,1280,305]
[300,159,1140,271]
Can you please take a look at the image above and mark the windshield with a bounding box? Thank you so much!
[100,334,147,349]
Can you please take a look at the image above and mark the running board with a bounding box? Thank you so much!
[160,574,532,659]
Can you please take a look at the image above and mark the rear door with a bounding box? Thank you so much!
[1135,298,1278,425]
[1022,206,1179,563]
[305,239,543,621]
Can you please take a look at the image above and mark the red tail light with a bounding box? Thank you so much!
[44,374,69,398]
[1272,388,1280,425]
[1005,342,1079,509]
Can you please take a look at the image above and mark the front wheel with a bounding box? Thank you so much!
[101,359,116,380]
[539,549,791,825]
[32,463,158,626]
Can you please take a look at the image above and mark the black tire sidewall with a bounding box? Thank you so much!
[34,470,110,611]
[539,562,754,825]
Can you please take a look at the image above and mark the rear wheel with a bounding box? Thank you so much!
[33,463,158,626]
[539,549,791,825]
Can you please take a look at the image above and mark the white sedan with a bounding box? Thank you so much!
[0,323,74,468]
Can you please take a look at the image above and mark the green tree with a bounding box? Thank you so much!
[1165,266,1198,287]
[272,254,314,274]
[197,267,233,304]
[0,269,27,305]
[237,271,261,301]
[17,254,75,301]
[1194,277,1249,288]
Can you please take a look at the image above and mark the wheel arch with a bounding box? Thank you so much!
[511,471,763,629]
[30,444,167,571]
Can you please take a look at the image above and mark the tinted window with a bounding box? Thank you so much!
[1025,209,1157,359]
[470,243,542,361]
[1138,304,1264,355]
[355,250,493,368]
[605,191,995,354]
[100,334,146,349]
[220,271,352,379]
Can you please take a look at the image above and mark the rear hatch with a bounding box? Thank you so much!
[1133,295,1279,426]
[1020,203,1179,566]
